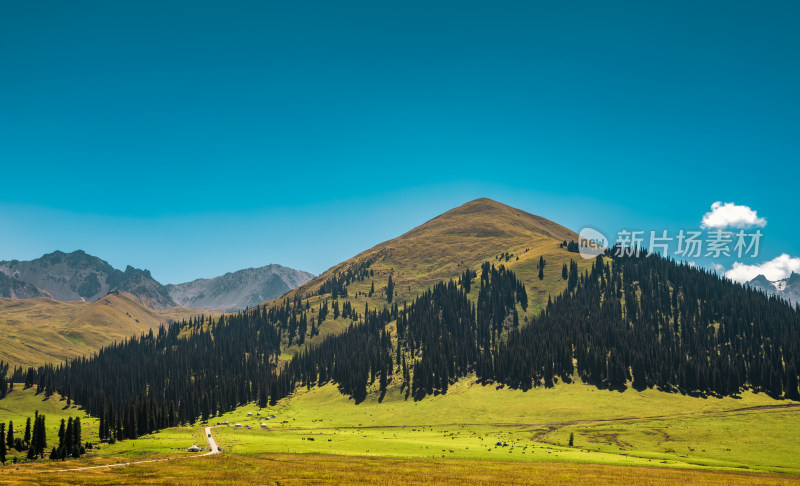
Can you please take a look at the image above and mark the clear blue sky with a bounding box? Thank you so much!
[1,1,798,283]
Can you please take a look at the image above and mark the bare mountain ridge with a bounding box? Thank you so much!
[0,250,313,312]
[747,272,800,305]
[0,250,176,309]
[0,272,51,299]
[166,264,314,311]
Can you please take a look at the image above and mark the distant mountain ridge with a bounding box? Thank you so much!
[747,272,800,305]
[0,250,313,311]
[166,264,314,311]
[0,250,176,309]
[0,272,51,299]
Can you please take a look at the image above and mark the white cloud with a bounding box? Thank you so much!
[710,263,725,274]
[724,254,800,283]
[701,201,767,229]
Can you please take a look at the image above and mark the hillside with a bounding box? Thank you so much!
[289,198,578,301]
[0,250,176,309]
[0,292,207,368]
[166,264,314,311]
[272,198,589,352]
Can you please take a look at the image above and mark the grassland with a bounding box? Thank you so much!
[0,378,798,483]
[206,377,800,475]
[0,385,204,464]
[0,384,96,463]
[0,293,209,368]
[2,452,797,485]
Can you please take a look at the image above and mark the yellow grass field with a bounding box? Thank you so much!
[0,293,210,368]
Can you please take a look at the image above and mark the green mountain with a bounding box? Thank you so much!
[33,198,799,446]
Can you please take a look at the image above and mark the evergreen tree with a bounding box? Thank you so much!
[23,418,31,447]
[538,256,545,280]
[32,414,46,459]
[461,268,473,293]
[5,421,13,451]
[386,276,395,304]
[58,419,65,447]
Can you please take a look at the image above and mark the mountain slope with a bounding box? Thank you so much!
[0,272,50,299]
[166,264,314,311]
[0,292,208,368]
[271,198,589,354]
[0,250,176,309]
[289,198,578,303]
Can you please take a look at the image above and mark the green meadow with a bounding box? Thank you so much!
[0,376,798,481]
[207,377,800,475]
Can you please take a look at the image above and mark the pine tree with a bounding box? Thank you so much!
[58,419,66,447]
[24,418,31,447]
[5,421,13,451]
[386,276,395,304]
[32,414,46,459]
[462,268,472,293]
[568,432,574,447]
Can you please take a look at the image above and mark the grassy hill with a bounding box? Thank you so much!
[270,198,592,357]
[0,293,210,368]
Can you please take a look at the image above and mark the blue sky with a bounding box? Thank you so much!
[1,1,798,283]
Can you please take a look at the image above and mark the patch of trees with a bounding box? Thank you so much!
[289,263,528,401]
[561,240,579,252]
[28,310,286,442]
[0,412,49,462]
[317,254,379,299]
[51,416,85,460]
[286,255,800,402]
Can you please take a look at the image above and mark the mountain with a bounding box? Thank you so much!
[0,250,176,309]
[0,292,207,368]
[166,265,314,311]
[274,197,587,351]
[287,198,578,302]
[0,272,51,299]
[38,198,800,441]
[747,272,800,305]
